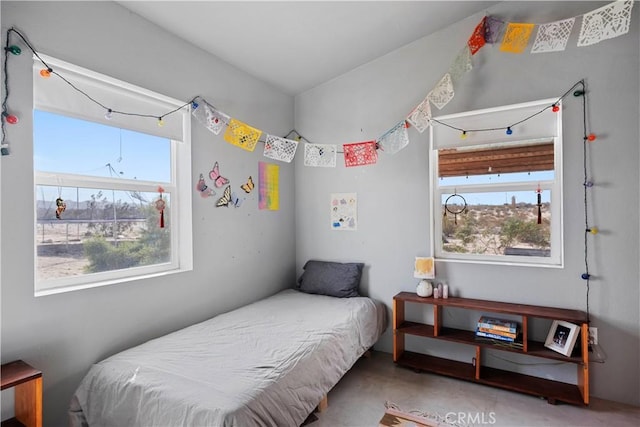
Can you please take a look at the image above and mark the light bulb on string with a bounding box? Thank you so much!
[5,45,21,55]
[157,117,165,127]
[573,90,585,97]
[584,180,594,188]
[105,109,113,120]
[586,227,599,235]
[552,104,560,113]
[581,273,591,280]
[506,127,513,135]
[586,133,596,142]
[40,68,52,78]
[2,111,18,125]
[460,131,467,139]
[1,144,9,156]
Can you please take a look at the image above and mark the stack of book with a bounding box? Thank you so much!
[475,316,522,348]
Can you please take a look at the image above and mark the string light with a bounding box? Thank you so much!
[586,133,597,141]
[2,27,194,141]
[4,45,21,55]
[552,104,560,112]
[460,130,467,139]
[577,79,594,324]
[2,111,18,124]
[432,81,583,136]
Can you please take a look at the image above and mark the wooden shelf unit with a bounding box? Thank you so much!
[393,292,589,406]
[1,360,42,427]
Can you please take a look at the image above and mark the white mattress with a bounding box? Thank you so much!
[69,289,386,427]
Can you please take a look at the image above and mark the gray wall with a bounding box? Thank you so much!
[0,2,295,425]
[295,1,640,406]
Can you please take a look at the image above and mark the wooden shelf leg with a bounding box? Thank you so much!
[578,323,590,405]
[15,376,42,427]
[433,305,442,336]
[474,347,481,380]
[392,299,405,362]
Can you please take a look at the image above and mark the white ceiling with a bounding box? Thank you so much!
[118,1,498,95]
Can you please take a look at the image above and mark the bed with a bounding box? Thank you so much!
[69,272,386,426]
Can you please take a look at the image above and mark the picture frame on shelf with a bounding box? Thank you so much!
[544,320,580,356]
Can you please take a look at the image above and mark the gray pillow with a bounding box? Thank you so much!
[297,260,364,298]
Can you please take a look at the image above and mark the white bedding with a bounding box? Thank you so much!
[69,289,386,427]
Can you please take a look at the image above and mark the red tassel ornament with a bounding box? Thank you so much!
[155,186,166,228]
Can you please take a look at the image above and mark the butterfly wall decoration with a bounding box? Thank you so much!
[216,185,232,207]
[230,191,243,208]
[196,174,215,198]
[209,162,230,188]
[216,185,244,208]
[241,176,254,193]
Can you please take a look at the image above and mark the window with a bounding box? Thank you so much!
[430,99,563,266]
[33,55,192,295]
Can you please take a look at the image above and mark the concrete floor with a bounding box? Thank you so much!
[311,351,640,427]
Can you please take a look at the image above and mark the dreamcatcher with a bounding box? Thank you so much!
[443,192,467,225]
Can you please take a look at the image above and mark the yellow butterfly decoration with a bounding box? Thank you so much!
[241,176,255,194]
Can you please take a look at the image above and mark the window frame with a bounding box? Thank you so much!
[33,55,193,296]
[429,98,564,268]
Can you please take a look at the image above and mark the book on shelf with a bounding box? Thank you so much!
[478,327,518,339]
[475,329,516,342]
[477,316,519,334]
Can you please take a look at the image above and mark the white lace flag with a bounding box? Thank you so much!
[407,96,432,133]
[428,73,454,110]
[377,121,409,154]
[191,96,229,135]
[263,134,299,163]
[449,45,473,84]
[304,143,337,167]
[531,18,575,53]
[578,0,634,47]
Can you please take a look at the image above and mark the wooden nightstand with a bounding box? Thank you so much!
[1,360,42,427]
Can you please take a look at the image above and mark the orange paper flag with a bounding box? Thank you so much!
[500,22,536,54]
